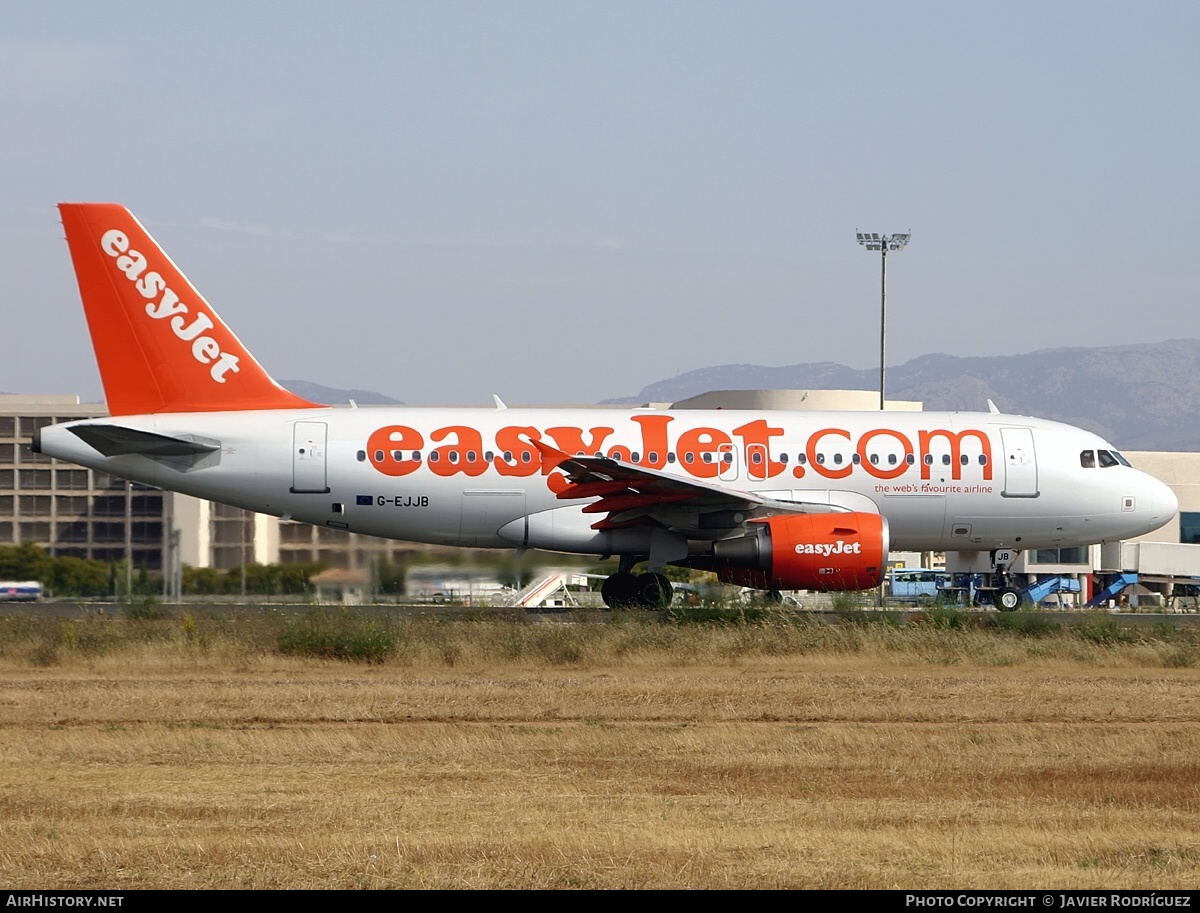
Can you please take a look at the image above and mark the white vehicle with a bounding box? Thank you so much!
[887,568,946,605]
[37,204,1178,610]
[0,581,41,602]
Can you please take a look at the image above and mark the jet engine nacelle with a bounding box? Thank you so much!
[712,511,889,591]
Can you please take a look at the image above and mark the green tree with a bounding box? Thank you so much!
[183,566,225,595]
[49,556,110,597]
[375,560,406,596]
[278,562,323,595]
[0,543,53,582]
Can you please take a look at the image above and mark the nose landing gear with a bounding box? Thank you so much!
[995,586,1022,612]
[992,550,1024,611]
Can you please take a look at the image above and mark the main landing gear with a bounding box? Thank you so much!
[600,556,674,610]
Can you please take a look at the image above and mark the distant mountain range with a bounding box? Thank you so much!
[602,339,1200,452]
[279,380,402,406]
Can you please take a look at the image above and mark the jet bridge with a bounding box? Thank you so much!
[1096,541,1200,610]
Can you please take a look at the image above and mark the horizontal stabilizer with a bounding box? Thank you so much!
[69,424,221,458]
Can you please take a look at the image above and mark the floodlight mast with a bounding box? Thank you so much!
[855,231,911,410]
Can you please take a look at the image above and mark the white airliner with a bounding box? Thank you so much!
[37,204,1177,610]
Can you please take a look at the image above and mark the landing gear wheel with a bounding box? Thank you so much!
[997,586,1022,612]
[601,572,640,609]
[635,572,674,610]
[765,590,783,604]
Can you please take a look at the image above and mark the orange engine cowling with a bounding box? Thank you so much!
[712,512,889,591]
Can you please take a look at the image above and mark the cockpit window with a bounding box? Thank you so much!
[1098,450,1120,468]
[1112,450,1131,467]
[1080,450,1096,468]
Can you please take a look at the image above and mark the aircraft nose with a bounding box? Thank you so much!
[1151,479,1179,528]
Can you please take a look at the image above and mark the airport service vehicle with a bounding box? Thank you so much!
[36,204,1178,609]
[936,572,1081,610]
[887,568,946,605]
[0,581,41,602]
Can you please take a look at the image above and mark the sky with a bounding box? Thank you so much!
[2,1,1198,406]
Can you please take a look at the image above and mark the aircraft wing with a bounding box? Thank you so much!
[533,440,848,531]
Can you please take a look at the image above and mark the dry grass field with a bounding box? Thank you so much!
[2,607,1200,889]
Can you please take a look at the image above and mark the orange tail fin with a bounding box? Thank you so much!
[58,203,319,415]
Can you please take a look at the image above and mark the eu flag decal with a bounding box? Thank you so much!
[356,495,374,506]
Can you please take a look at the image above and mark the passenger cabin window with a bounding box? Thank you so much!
[1080,451,1096,468]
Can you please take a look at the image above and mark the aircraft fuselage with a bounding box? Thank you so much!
[38,405,1177,557]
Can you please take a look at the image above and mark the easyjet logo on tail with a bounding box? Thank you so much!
[99,230,241,383]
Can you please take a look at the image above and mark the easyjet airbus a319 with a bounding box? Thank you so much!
[37,204,1177,609]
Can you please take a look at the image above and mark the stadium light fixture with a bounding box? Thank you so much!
[855,230,911,410]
